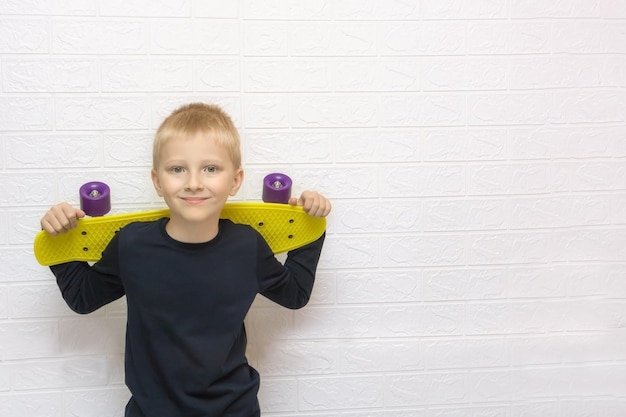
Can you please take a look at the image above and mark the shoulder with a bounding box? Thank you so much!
[219,218,259,238]
[116,218,163,243]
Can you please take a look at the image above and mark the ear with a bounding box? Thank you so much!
[151,168,164,197]
[229,168,244,196]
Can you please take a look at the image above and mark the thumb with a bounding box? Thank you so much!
[288,197,300,206]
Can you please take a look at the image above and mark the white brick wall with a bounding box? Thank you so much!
[1,1,625,415]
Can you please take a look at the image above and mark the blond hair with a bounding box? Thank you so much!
[153,103,241,169]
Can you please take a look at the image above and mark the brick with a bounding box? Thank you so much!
[0,173,57,207]
[552,21,615,53]
[385,373,468,406]
[337,270,421,303]
[195,59,241,92]
[149,19,240,55]
[103,133,152,168]
[245,131,332,164]
[254,341,338,376]
[319,235,380,269]
[2,58,98,93]
[556,161,626,192]
[510,0,601,18]
[423,268,506,301]
[509,56,606,90]
[0,248,50,283]
[257,378,298,413]
[380,94,466,127]
[244,60,331,92]
[64,388,129,417]
[243,95,290,128]
[333,59,420,92]
[293,306,380,339]
[299,376,383,410]
[55,97,150,130]
[422,128,506,161]
[467,21,551,54]
[289,22,377,56]
[380,21,466,56]
[339,340,424,373]
[424,338,508,370]
[60,318,126,355]
[330,199,421,234]
[603,1,626,18]
[0,287,7,319]
[8,209,52,245]
[469,93,552,126]
[342,411,426,417]
[423,198,507,231]
[0,321,60,360]
[381,304,465,336]
[291,95,378,128]
[509,334,611,366]
[12,357,108,390]
[335,130,420,162]
[382,234,465,267]
[551,91,626,124]
[468,163,553,195]
[9,284,76,318]
[53,19,146,54]
[469,232,553,265]
[0,393,62,417]
[101,59,193,92]
[194,1,239,18]
[0,98,53,131]
[5,134,102,169]
[422,1,506,19]
[509,126,625,160]
[0,18,50,53]
[0,0,96,15]
[243,0,331,20]
[421,57,507,91]
[381,165,465,197]
[99,0,190,17]
[509,195,610,229]
[334,0,419,20]
[242,22,290,56]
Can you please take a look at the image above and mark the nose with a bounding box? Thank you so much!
[185,171,204,191]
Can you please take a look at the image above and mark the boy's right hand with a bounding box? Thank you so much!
[40,202,86,236]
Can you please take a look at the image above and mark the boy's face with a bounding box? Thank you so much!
[151,131,243,225]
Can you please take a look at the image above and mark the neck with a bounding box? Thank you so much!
[165,216,219,243]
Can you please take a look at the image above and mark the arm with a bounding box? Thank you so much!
[42,203,125,314]
[257,232,325,309]
[50,257,125,314]
[258,190,330,309]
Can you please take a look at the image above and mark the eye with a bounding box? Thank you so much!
[169,166,185,174]
[204,166,217,173]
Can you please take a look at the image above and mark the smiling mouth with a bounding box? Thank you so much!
[181,197,208,205]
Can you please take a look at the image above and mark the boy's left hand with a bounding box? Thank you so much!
[289,190,332,218]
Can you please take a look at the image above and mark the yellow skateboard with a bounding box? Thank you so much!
[34,202,326,266]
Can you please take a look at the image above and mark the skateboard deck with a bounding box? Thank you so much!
[34,202,326,266]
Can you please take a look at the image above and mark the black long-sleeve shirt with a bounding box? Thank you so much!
[50,218,325,417]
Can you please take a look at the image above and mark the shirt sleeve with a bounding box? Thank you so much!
[49,233,125,314]
[257,232,325,309]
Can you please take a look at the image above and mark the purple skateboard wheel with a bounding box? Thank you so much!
[79,181,111,217]
[262,173,292,204]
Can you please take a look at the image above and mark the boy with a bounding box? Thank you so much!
[40,103,331,416]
